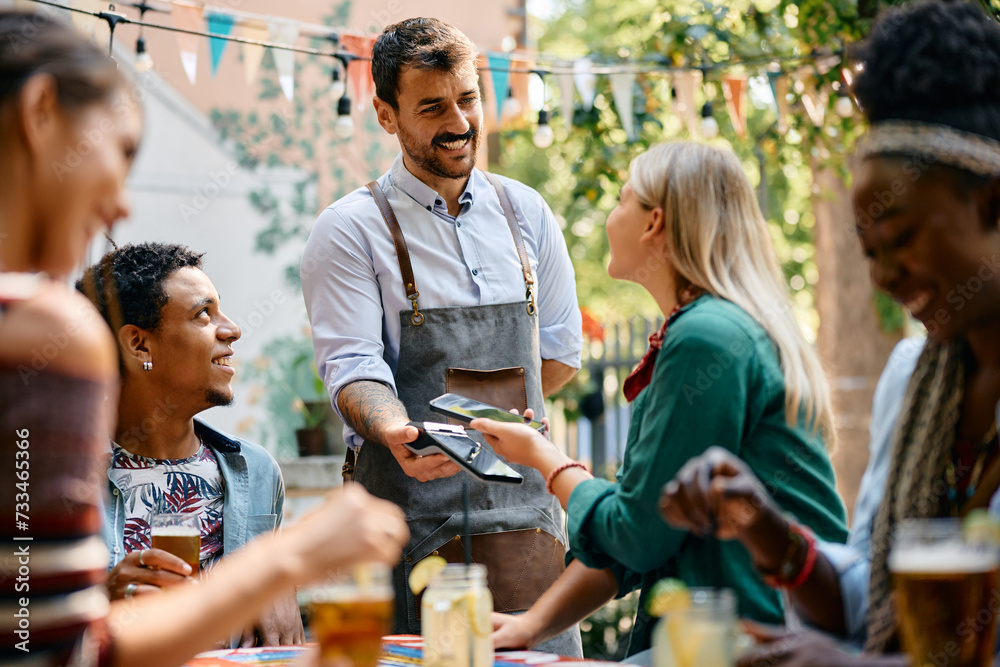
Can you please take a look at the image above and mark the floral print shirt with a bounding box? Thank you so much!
[110,440,225,571]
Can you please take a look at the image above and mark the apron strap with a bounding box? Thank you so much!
[366,181,424,326]
[484,172,537,316]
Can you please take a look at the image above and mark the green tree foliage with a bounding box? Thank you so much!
[493,0,904,329]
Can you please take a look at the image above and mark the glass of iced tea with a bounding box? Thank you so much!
[151,513,201,572]
[304,562,394,667]
[890,518,1000,667]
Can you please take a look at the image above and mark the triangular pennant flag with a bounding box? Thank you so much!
[171,0,203,85]
[240,21,268,85]
[767,71,790,135]
[573,58,596,112]
[722,73,748,139]
[207,13,235,78]
[609,70,636,141]
[672,69,701,137]
[341,34,376,111]
[487,53,511,121]
[799,73,827,127]
[268,20,298,101]
[555,66,575,130]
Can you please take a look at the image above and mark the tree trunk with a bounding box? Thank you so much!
[811,165,901,521]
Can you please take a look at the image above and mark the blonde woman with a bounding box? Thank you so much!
[475,141,848,658]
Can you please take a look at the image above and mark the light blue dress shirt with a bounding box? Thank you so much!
[301,153,583,450]
[818,337,1000,644]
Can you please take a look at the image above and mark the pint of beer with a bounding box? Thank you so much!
[304,563,393,667]
[889,519,1000,667]
[151,513,201,572]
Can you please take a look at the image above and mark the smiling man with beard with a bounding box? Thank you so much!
[301,18,583,655]
[77,242,302,649]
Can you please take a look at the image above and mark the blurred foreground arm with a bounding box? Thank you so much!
[109,484,407,667]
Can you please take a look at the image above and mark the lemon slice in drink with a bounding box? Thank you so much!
[409,555,447,595]
[468,590,493,637]
[646,578,691,617]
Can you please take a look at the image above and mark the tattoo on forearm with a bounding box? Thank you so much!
[338,381,409,446]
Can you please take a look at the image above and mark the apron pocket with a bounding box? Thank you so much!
[446,367,529,418]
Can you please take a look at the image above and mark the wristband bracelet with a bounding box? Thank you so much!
[760,522,817,590]
[545,461,588,495]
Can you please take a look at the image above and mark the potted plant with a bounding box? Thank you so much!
[291,371,329,457]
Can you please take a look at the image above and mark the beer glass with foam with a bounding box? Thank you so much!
[151,513,201,572]
[303,563,394,667]
[889,518,1000,667]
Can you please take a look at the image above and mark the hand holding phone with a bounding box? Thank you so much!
[429,393,547,433]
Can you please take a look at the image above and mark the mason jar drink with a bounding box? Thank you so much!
[890,519,1000,667]
[421,564,493,667]
[652,588,736,667]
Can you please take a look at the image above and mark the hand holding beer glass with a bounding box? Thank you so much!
[303,562,394,667]
[151,513,202,572]
[889,518,1000,667]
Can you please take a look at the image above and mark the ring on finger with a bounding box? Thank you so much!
[124,582,138,599]
[138,549,147,567]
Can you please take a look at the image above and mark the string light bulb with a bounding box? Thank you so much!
[330,65,346,100]
[501,90,522,123]
[835,95,854,118]
[533,109,554,148]
[135,35,153,73]
[334,95,354,139]
[700,101,719,139]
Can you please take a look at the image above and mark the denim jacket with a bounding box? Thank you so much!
[103,419,284,570]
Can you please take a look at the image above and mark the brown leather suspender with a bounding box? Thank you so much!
[365,174,537,323]
[366,182,424,325]
[483,172,536,316]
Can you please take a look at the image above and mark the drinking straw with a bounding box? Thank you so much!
[463,480,471,565]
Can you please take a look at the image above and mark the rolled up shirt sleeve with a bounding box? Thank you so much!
[301,203,398,447]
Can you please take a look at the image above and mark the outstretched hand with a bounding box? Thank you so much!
[659,446,778,540]
[384,421,462,482]
[469,411,557,471]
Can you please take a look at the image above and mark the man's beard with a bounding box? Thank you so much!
[398,126,479,181]
[206,388,234,407]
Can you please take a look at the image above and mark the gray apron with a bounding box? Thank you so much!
[353,176,582,657]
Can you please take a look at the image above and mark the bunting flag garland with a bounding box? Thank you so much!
[767,71,790,134]
[171,0,204,85]
[555,66,576,130]
[799,73,827,127]
[722,73,748,139]
[239,20,268,85]
[207,13,235,77]
[487,53,511,121]
[609,71,636,141]
[268,19,298,101]
[573,58,596,112]
[672,69,701,137]
[341,34,376,111]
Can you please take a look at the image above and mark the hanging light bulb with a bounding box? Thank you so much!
[135,34,153,73]
[501,90,522,123]
[334,95,354,139]
[533,109,554,149]
[330,65,346,100]
[835,95,854,118]
[700,101,719,138]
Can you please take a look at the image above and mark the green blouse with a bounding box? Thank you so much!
[566,295,848,652]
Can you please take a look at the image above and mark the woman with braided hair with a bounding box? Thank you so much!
[658,1,1000,665]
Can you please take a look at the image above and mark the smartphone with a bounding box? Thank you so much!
[429,393,547,432]
[404,421,523,485]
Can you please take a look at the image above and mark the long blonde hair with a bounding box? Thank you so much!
[630,141,834,441]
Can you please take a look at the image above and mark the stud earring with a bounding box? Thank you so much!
[142,361,153,371]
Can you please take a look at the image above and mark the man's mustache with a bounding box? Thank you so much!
[433,129,476,145]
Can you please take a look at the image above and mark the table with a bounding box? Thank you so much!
[183,635,616,667]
